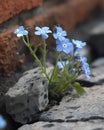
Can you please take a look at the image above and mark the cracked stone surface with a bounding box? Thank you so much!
[5,67,49,124]
[17,59,104,129]
[40,84,104,122]
[18,120,104,130]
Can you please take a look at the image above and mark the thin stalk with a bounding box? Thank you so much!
[42,39,47,71]
[60,55,71,82]
[49,52,60,83]
[22,36,50,81]
[22,36,42,68]
[41,39,50,81]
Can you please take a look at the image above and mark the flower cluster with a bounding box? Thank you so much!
[52,26,90,79]
[14,25,91,99]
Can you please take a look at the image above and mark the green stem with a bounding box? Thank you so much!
[22,36,50,81]
[22,36,42,68]
[42,39,47,71]
[49,52,61,83]
[41,39,50,81]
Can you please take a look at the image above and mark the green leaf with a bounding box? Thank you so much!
[74,82,86,95]
[76,61,81,68]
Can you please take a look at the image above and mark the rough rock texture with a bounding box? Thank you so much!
[40,84,104,122]
[18,59,104,130]
[18,120,104,130]
[5,67,49,124]
[0,0,43,24]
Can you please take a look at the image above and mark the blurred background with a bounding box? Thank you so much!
[0,0,104,129]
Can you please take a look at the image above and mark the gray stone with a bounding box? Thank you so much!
[78,66,104,84]
[5,67,49,124]
[92,58,104,67]
[40,84,104,122]
[18,120,104,130]
[17,64,104,130]
[90,66,104,84]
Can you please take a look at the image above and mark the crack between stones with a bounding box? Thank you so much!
[41,116,104,123]
[66,116,104,122]
[76,79,104,87]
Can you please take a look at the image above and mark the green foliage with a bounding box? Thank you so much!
[74,82,86,95]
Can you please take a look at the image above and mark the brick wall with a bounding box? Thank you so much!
[0,0,43,24]
[0,0,103,75]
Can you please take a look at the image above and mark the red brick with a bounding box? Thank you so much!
[0,26,24,75]
[0,0,43,24]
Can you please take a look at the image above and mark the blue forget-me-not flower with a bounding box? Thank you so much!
[0,115,7,129]
[56,38,74,54]
[72,39,86,48]
[72,39,86,56]
[14,26,28,37]
[57,60,69,69]
[53,26,67,41]
[34,26,52,39]
[80,56,90,79]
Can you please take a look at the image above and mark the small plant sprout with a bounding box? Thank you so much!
[14,25,91,101]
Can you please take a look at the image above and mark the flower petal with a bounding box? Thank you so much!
[14,29,19,34]
[56,44,63,52]
[42,26,49,31]
[35,26,41,31]
[23,30,28,35]
[19,26,25,31]
[42,34,48,39]
[35,31,41,35]
[17,33,23,37]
